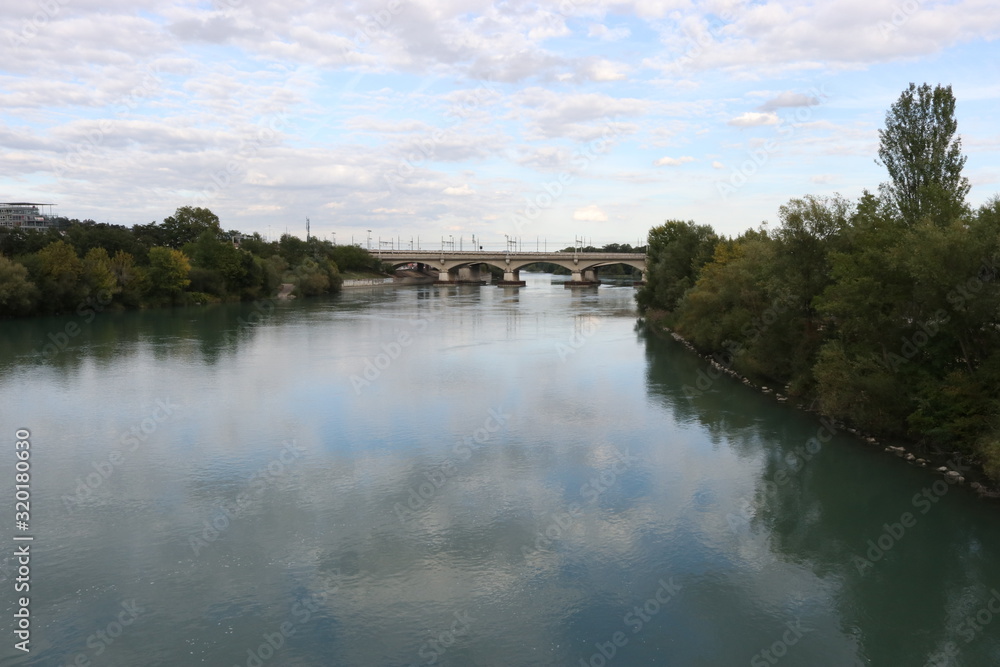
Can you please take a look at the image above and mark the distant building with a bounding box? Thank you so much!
[0,203,56,230]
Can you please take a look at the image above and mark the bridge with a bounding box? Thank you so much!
[375,250,646,286]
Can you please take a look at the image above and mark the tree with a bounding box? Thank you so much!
[160,207,222,248]
[877,83,970,225]
[82,247,118,301]
[0,256,38,317]
[146,247,191,304]
[34,240,84,313]
[109,250,144,307]
[636,220,719,313]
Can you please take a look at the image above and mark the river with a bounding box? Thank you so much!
[2,273,999,666]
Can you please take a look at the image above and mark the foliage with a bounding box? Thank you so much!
[146,247,192,305]
[32,240,85,314]
[0,256,38,316]
[878,83,970,225]
[160,206,223,248]
[0,206,366,318]
[635,220,718,313]
[641,83,1000,479]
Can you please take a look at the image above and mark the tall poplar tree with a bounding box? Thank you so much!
[877,83,970,225]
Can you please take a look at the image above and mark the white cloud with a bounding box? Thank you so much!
[654,156,695,166]
[588,24,632,41]
[0,0,998,243]
[573,205,608,222]
[757,91,821,111]
[728,112,781,127]
[581,59,630,82]
[512,88,647,140]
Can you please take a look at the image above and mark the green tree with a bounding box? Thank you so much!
[877,83,970,225]
[82,247,118,301]
[34,240,84,313]
[278,234,309,266]
[0,256,38,317]
[637,220,719,313]
[146,247,191,304]
[160,207,222,248]
[292,257,342,296]
[109,250,145,307]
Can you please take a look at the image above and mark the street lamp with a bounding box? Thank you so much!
[367,230,372,250]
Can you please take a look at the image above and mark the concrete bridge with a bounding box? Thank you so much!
[375,250,646,286]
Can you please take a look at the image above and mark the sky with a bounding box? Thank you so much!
[1,0,998,249]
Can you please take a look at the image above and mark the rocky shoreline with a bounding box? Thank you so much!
[654,323,1000,501]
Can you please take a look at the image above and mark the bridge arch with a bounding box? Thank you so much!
[379,251,646,286]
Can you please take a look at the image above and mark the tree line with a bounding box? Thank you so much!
[0,206,386,317]
[637,83,1000,480]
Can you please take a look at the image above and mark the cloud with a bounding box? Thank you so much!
[517,146,574,171]
[580,59,630,82]
[512,88,647,140]
[727,112,781,127]
[573,205,608,222]
[588,24,632,41]
[810,174,835,184]
[654,156,695,167]
[757,91,821,111]
[2,0,998,244]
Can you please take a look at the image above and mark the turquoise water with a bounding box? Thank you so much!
[1,274,999,666]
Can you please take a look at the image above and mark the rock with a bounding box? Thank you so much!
[945,470,961,480]
[937,466,949,473]
[905,453,915,461]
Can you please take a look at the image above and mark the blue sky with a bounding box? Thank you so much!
[1,0,998,248]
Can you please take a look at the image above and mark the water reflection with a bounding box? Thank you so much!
[642,328,1000,666]
[2,280,1000,666]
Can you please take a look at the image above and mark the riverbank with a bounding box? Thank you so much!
[642,314,1000,500]
[342,277,395,288]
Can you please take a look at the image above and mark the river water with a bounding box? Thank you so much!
[2,273,1000,666]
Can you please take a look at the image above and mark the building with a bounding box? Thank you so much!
[0,203,56,230]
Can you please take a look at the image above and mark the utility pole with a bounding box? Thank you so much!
[306,217,310,241]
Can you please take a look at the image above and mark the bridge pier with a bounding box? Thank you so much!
[565,268,599,287]
[457,264,487,285]
[435,266,457,283]
[497,268,525,287]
